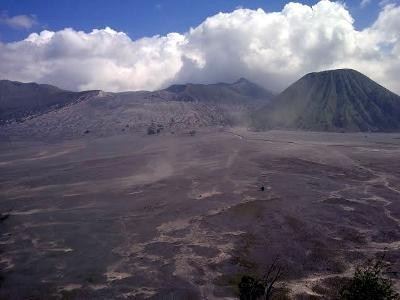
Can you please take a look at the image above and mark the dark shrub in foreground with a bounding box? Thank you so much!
[238,257,288,300]
[340,258,399,300]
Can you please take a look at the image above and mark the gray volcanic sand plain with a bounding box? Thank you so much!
[0,129,400,299]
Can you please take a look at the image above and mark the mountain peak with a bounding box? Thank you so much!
[0,80,92,124]
[304,68,362,79]
[165,84,188,93]
[253,68,400,132]
[234,77,251,84]
[230,77,275,99]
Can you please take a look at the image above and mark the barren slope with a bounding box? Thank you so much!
[0,80,98,124]
[0,79,272,141]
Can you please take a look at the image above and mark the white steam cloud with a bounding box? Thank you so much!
[0,0,400,94]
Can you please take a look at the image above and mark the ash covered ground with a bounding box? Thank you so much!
[0,128,399,299]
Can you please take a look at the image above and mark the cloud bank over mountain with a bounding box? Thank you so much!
[0,0,399,93]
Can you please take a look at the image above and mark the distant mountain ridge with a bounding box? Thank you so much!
[161,78,275,104]
[0,78,272,140]
[0,80,99,124]
[2,69,400,139]
[253,69,400,132]
[0,78,274,125]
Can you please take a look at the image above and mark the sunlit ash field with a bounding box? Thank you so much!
[1,128,400,298]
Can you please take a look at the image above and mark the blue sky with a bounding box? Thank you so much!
[0,0,384,42]
[1,0,399,93]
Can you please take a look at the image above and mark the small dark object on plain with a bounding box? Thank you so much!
[0,213,10,223]
[84,129,90,134]
[260,186,265,191]
[147,123,157,135]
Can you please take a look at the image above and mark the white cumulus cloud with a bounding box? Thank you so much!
[0,13,37,29]
[0,27,185,91]
[0,0,400,94]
